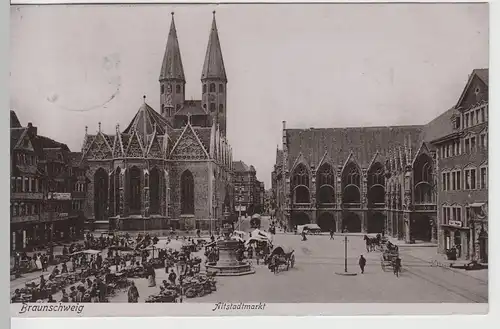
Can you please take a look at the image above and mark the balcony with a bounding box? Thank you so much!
[292,203,311,210]
[317,203,336,209]
[413,204,437,212]
[11,192,44,200]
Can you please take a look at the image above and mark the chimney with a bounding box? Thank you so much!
[27,122,37,137]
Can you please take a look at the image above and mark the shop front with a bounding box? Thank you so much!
[441,221,470,260]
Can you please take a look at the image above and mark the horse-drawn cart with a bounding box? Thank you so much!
[266,246,295,273]
[380,245,399,272]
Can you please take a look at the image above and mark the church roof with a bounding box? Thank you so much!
[174,100,207,116]
[233,160,250,172]
[422,107,458,144]
[285,125,424,170]
[159,13,185,81]
[123,100,171,136]
[11,110,22,128]
[201,12,227,82]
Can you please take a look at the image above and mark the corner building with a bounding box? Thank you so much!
[273,69,488,247]
[80,13,234,232]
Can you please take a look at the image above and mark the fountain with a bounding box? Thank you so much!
[205,208,255,276]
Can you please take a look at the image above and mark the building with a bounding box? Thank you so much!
[272,69,488,252]
[429,69,488,262]
[10,111,86,251]
[80,12,234,232]
[233,161,258,216]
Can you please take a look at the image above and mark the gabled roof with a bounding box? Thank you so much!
[174,100,207,116]
[11,110,22,128]
[201,12,227,82]
[474,68,489,86]
[233,160,250,172]
[285,125,423,170]
[159,13,185,81]
[11,128,26,152]
[455,68,489,108]
[123,101,171,136]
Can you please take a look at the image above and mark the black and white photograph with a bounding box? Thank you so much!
[9,2,489,316]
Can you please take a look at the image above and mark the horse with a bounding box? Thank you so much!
[363,235,381,252]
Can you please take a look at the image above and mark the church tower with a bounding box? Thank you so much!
[201,11,228,136]
[159,12,185,119]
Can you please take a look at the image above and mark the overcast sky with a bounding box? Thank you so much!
[10,3,488,187]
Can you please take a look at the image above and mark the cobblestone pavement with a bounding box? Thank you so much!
[12,217,488,303]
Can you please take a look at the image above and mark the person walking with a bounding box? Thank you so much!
[127,281,139,303]
[329,228,335,240]
[359,255,366,274]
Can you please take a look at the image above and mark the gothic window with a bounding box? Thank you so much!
[414,154,434,204]
[150,167,160,214]
[176,85,181,94]
[219,104,224,113]
[161,84,164,94]
[203,84,207,94]
[181,170,194,215]
[317,163,335,204]
[161,104,164,115]
[292,164,310,203]
[219,84,224,93]
[210,83,216,93]
[93,168,108,221]
[129,166,141,213]
[342,162,361,204]
[368,162,385,205]
[210,103,216,112]
[114,167,121,216]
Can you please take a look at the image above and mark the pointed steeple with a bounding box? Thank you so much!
[201,11,227,82]
[160,12,185,81]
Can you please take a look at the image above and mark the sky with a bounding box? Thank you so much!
[10,3,488,187]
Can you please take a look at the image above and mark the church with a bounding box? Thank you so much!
[79,12,234,232]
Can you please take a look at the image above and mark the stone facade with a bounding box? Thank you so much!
[80,13,234,232]
[430,69,488,262]
[233,161,264,215]
[272,69,488,251]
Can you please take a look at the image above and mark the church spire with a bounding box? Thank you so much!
[201,11,227,82]
[159,12,185,82]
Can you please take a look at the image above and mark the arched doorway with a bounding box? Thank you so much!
[411,215,432,241]
[129,166,142,214]
[180,170,194,215]
[94,168,108,221]
[317,212,335,232]
[342,162,361,207]
[368,212,385,234]
[291,212,310,228]
[150,167,160,214]
[342,212,361,233]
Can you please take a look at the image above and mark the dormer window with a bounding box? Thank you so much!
[176,85,181,94]
[210,83,216,93]
[455,117,461,129]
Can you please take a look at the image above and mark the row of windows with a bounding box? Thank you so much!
[11,202,41,217]
[72,200,84,211]
[441,166,487,191]
[202,103,224,113]
[463,105,487,129]
[440,132,487,159]
[16,153,37,166]
[442,205,471,227]
[73,182,86,192]
[160,84,182,95]
[202,83,224,94]
[11,176,41,193]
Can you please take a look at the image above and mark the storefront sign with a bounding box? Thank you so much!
[49,193,72,200]
[449,220,463,227]
[58,213,69,218]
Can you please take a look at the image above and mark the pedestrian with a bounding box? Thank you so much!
[168,269,177,285]
[127,281,139,303]
[330,228,335,240]
[164,258,169,274]
[359,255,366,274]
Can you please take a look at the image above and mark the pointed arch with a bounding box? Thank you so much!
[317,162,335,204]
[342,161,361,205]
[181,170,194,215]
[414,153,434,204]
[150,167,161,214]
[291,163,310,204]
[129,166,142,213]
[94,168,108,221]
[368,162,385,206]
